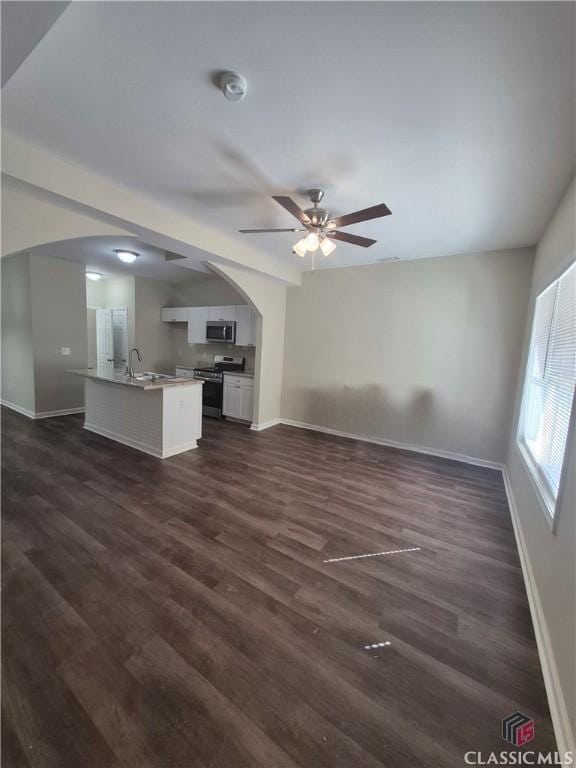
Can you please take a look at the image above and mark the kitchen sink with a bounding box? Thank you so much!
[131,372,174,382]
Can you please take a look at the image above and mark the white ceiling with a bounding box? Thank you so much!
[2,2,574,271]
[28,236,210,283]
[1,1,69,86]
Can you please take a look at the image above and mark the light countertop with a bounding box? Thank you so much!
[176,365,255,379]
[223,371,255,379]
[68,369,203,390]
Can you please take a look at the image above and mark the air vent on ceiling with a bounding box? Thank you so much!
[376,256,400,263]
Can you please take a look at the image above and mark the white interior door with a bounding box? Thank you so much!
[96,308,114,371]
[111,307,129,370]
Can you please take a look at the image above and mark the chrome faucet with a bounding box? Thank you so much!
[127,347,142,379]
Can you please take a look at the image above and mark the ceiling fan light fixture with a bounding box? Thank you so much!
[320,237,337,257]
[304,231,320,251]
[239,189,391,257]
[293,237,308,258]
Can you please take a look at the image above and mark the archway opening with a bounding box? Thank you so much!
[2,234,273,430]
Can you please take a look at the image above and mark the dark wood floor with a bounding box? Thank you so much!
[2,406,555,767]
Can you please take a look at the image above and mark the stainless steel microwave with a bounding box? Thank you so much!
[206,320,236,344]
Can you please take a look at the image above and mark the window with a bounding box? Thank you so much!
[518,261,576,524]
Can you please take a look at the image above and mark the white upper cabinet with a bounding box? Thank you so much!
[207,305,237,322]
[187,307,208,344]
[235,305,257,346]
[163,304,255,347]
[161,307,188,322]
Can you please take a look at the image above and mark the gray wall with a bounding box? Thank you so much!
[169,275,246,307]
[1,253,35,413]
[281,248,534,463]
[29,253,87,413]
[506,179,575,745]
[87,307,97,368]
[134,277,174,374]
[2,252,88,415]
[171,339,256,372]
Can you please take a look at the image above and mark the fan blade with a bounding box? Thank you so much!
[328,231,376,247]
[272,196,311,225]
[329,203,391,229]
[239,228,305,233]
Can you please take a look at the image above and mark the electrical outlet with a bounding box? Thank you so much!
[60,347,71,356]
[178,348,183,358]
[179,400,185,409]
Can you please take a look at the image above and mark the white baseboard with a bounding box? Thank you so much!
[1,399,36,418]
[161,440,198,458]
[279,418,505,470]
[502,468,575,757]
[83,423,197,459]
[1,399,84,420]
[35,407,85,419]
[250,418,282,432]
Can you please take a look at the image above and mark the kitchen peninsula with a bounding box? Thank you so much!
[69,369,203,458]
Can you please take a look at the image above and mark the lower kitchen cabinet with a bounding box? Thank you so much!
[223,375,253,422]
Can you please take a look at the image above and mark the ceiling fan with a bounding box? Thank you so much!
[239,189,391,258]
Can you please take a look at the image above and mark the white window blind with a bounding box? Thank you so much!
[519,261,576,513]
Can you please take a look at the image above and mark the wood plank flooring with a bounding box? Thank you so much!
[2,407,555,767]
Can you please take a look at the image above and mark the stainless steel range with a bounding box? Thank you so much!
[193,355,245,419]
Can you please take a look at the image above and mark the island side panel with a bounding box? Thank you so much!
[161,383,203,458]
[83,378,164,457]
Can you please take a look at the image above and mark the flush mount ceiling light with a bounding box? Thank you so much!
[114,249,139,264]
[239,188,392,262]
[86,271,102,281]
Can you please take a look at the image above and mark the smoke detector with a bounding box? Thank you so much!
[219,71,247,102]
